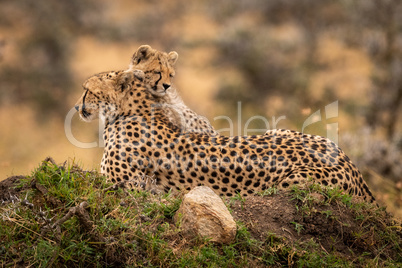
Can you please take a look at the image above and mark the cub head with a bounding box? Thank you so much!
[129,45,178,97]
[75,70,145,122]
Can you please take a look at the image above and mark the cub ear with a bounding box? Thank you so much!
[133,69,145,81]
[131,45,153,65]
[116,72,133,92]
[168,51,178,66]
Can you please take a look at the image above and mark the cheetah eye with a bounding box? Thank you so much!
[154,71,161,75]
[169,73,175,78]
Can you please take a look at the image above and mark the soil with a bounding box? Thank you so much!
[0,175,29,202]
[230,193,399,259]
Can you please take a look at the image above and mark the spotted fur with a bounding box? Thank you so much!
[74,56,376,203]
[129,45,217,135]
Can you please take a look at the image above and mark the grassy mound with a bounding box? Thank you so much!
[0,158,401,267]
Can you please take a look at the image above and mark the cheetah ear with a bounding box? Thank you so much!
[116,72,133,92]
[131,45,153,65]
[133,69,145,81]
[168,51,178,66]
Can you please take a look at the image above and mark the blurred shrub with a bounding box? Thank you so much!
[210,0,349,119]
[342,128,402,184]
[0,0,99,120]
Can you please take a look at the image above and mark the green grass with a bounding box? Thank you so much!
[0,159,401,267]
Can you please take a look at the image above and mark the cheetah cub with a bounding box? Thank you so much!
[129,45,218,136]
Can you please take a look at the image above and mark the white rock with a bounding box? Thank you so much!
[174,186,236,244]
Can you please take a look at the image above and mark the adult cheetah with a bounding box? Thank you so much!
[74,49,375,203]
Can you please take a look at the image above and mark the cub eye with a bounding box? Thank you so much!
[170,73,175,78]
[154,71,161,75]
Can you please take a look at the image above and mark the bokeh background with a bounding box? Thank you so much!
[0,0,401,217]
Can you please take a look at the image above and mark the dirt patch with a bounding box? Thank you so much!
[231,193,401,259]
[231,193,299,241]
[0,175,29,202]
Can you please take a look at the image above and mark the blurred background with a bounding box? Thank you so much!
[0,0,401,216]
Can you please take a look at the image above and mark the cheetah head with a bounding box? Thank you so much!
[74,69,145,122]
[129,45,178,98]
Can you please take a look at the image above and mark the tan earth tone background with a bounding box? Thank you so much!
[0,0,401,217]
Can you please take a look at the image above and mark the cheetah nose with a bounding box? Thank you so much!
[163,83,170,90]
[74,105,79,111]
